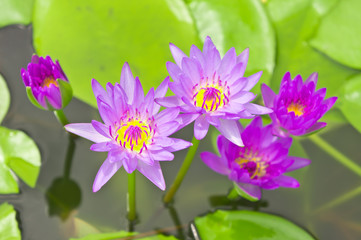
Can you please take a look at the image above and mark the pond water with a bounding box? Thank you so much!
[0,25,361,240]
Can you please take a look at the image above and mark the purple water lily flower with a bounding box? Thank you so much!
[65,63,191,192]
[21,55,72,110]
[156,36,272,146]
[200,117,310,200]
[261,72,337,137]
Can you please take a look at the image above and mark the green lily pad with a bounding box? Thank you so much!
[0,202,21,240]
[0,126,41,194]
[71,230,178,240]
[266,0,359,98]
[185,0,275,92]
[339,74,361,134]
[32,0,200,107]
[0,0,34,28]
[310,0,361,69]
[194,210,315,240]
[0,74,10,124]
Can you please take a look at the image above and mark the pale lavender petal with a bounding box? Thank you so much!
[231,91,256,104]
[153,77,170,114]
[286,157,311,172]
[182,58,202,84]
[170,42,188,67]
[164,138,192,152]
[98,99,116,125]
[157,121,180,136]
[176,113,200,129]
[242,71,262,91]
[156,96,184,108]
[155,107,180,125]
[200,152,230,175]
[218,47,236,76]
[90,142,113,152]
[194,115,210,140]
[244,103,273,115]
[120,62,135,104]
[216,119,243,146]
[149,149,174,161]
[206,115,221,127]
[91,120,110,138]
[92,78,107,99]
[139,88,153,114]
[236,182,262,200]
[274,175,299,188]
[65,123,109,143]
[123,157,138,173]
[236,48,249,70]
[190,44,205,68]
[324,97,337,110]
[137,161,166,190]
[93,158,122,192]
[133,77,144,106]
[261,84,276,108]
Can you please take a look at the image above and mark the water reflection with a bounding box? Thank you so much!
[45,136,81,221]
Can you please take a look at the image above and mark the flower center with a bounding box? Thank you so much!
[41,76,58,88]
[192,77,230,112]
[236,152,268,179]
[287,102,305,116]
[115,118,152,153]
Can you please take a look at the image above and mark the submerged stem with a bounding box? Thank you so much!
[309,135,361,177]
[127,172,136,223]
[54,110,69,126]
[163,136,200,204]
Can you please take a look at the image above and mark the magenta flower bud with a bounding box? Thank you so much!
[21,55,72,110]
[261,72,337,137]
[200,117,310,200]
[156,36,272,146]
[65,63,191,192]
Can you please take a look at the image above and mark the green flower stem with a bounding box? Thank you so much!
[63,135,76,179]
[315,185,361,213]
[53,110,69,126]
[127,171,136,223]
[309,135,361,177]
[163,136,200,204]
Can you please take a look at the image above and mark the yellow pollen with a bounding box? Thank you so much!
[287,102,305,116]
[235,152,268,179]
[41,76,58,88]
[116,118,152,153]
[193,83,229,112]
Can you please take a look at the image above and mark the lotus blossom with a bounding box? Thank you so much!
[261,72,337,137]
[156,36,272,146]
[200,117,310,200]
[65,63,191,191]
[21,55,72,110]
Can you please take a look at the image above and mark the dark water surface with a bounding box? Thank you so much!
[1,25,361,240]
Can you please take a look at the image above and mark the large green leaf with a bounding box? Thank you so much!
[0,0,34,28]
[266,0,359,98]
[310,0,361,69]
[0,202,21,240]
[71,230,178,240]
[339,74,361,134]
[0,126,41,194]
[194,210,314,240]
[185,0,275,92]
[32,0,200,107]
[0,74,10,124]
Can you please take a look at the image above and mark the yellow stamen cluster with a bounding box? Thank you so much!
[287,102,305,116]
[192,77,230,112]
[41,76,58,88]
[236,152,268,179]
[115,118,152,153]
